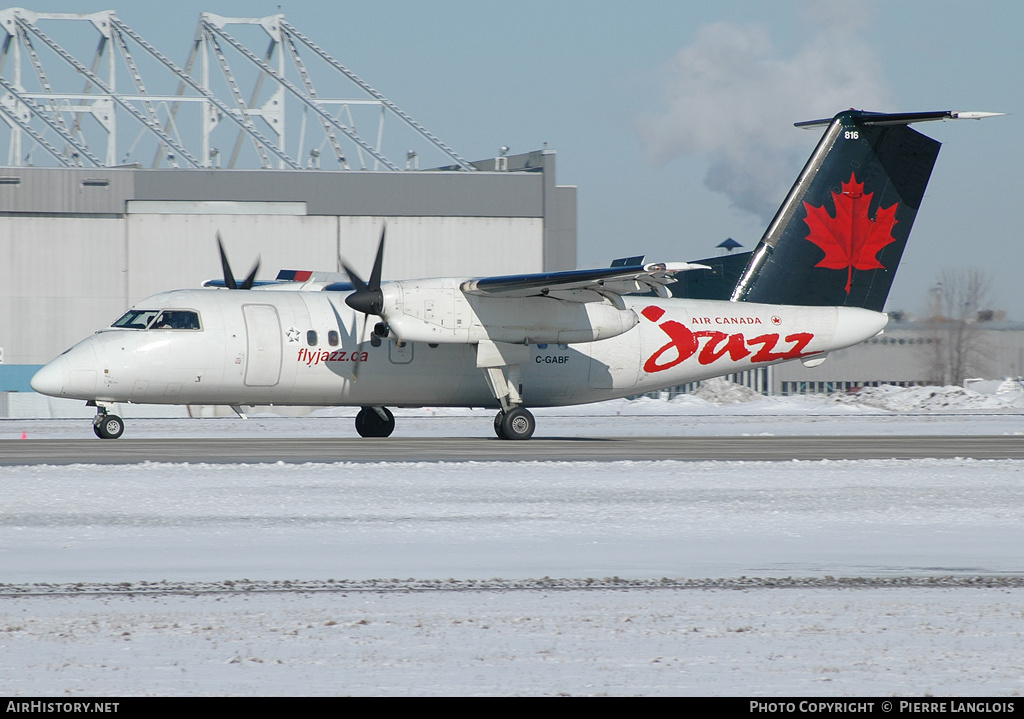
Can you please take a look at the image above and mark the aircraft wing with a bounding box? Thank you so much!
[459,262,710,300]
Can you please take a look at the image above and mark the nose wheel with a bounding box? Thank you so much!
[93,413,125,439]
[493,407,536,440]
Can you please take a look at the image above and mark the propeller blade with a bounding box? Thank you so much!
[341,225,389,382]
[240,257,261,290]
[368,225,385,290]
[341,260,369,294]
[217,233,238,290]
[217,233,259,290]
[342,224,387,315]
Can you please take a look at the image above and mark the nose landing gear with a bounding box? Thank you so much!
[92,407,125,439]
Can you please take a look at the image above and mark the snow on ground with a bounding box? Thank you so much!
[831,384,1024,413]
[4,458,1024,583]
[3,588,1024,697]
[2,383,1024,695]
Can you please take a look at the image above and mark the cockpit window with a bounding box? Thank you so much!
[110,309,201,330]
[152,310,201,330]
[111,309,160,329]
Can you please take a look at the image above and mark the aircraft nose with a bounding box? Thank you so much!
[30,338,101,398]
[30,357,67,396]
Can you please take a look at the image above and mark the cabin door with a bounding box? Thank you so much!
[242,304,283,387]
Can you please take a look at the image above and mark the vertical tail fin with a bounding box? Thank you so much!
[730,109,951,311]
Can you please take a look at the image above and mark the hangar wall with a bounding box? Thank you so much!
[123,214,543,315]
[2,216,127,365]
[0,150,574,373]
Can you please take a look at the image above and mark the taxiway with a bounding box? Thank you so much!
[3,434,1024,465]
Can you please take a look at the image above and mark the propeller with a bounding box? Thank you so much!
[341,225,386,316]
[217,232,260,290]
[341,226,389,373]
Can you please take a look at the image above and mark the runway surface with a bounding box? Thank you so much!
[3,434,1024,465]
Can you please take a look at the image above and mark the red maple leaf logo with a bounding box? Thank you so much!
[803,173,899,293]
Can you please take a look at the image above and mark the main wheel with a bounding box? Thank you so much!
[493,411,507,439]
[93,414,125,440]
[355,406,395,438]
[498,407,535,441]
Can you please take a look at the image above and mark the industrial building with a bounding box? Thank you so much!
[0,153,576,365]
[0,10,576,407]
[771,318,1024,395]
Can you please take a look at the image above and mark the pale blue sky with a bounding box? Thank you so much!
[7,1,1022,317]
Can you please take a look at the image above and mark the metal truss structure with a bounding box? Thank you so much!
[0,8,474,170]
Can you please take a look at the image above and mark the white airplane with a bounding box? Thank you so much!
[30,109,997,440]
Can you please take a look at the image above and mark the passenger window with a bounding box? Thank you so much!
[307,330,318,346]
[328,330,339,347]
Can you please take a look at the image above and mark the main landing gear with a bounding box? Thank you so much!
[92,405,124,439]
[478,348,537,440]
[355,406,396,438]
[493,407,536,440]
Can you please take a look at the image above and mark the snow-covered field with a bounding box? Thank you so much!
[4,587,1024,697]
[4,457,1024,583]
[2,383,1024,696]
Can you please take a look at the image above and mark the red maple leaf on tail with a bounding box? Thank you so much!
[803,173,899,293]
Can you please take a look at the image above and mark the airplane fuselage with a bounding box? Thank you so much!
[32,286,887,409]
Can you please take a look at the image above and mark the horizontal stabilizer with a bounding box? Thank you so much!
[796,109,1004,129]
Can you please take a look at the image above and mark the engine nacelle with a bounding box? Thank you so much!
[379,278,638,345]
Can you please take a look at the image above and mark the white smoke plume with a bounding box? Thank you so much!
[638,8,892,221]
